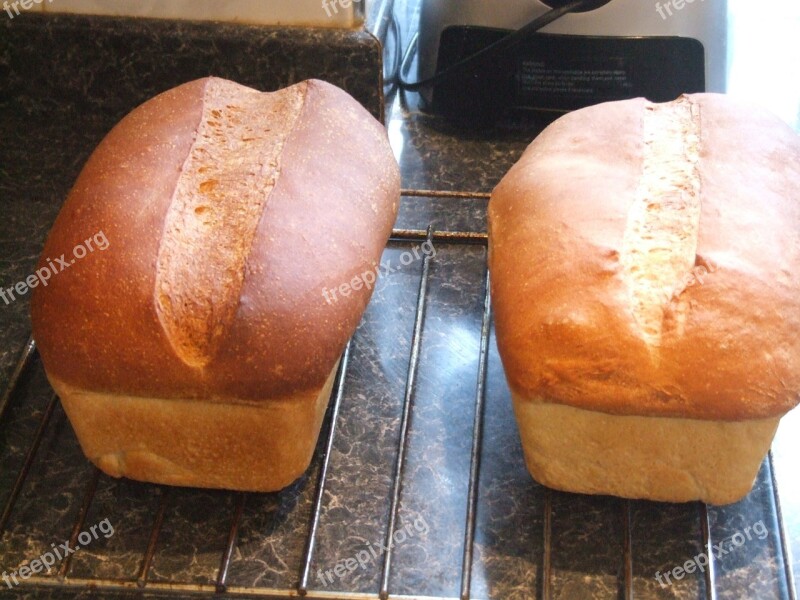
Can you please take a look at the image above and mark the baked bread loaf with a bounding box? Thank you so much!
[489,94,800,504]
[31,77,399,491]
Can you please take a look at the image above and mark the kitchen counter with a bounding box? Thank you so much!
[1,2,799,599]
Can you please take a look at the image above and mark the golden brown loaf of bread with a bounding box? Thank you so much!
[31,77,400,491]
[489,94,800,504]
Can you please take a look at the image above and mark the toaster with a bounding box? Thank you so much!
[414,0,727,126]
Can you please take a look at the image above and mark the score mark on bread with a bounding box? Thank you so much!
[620,96,702,348]
[154,79,307,368]
[488,93,800,503]
[30,76,401,491]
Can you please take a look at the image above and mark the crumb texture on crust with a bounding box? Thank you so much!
[155,79,307,368]
[621,97,702,348]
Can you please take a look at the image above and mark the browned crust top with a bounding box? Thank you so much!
[31,78,400,403]
[489,93,800,421]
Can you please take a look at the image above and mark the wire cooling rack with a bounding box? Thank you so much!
[0,192,797,600]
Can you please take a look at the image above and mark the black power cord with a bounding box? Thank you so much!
[398,0,611,91]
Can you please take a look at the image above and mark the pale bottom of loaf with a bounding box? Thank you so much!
[50,361,340,492]
[512,392,780,505]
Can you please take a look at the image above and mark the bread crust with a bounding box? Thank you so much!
[489,94,800,421]
[31,78,399,403]
[512,391,779,504]
[51,363,340,492]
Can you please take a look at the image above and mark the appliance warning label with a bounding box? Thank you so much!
[519,61,634,103]
[514,34,705,112]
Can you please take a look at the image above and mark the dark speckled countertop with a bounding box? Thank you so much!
[1,2,800,599]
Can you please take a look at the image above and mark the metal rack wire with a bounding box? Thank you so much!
[0,191,797,600]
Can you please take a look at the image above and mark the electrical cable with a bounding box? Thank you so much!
[397,0,603,91]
